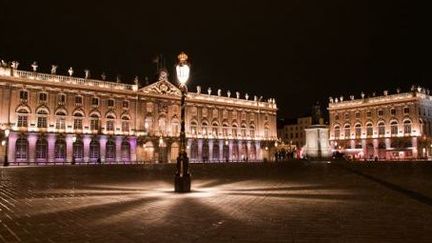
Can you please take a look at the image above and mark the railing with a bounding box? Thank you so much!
[13,70,134,91]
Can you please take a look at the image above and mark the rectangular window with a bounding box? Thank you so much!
[404,107,410,114]
[55,117,66,130]
[37,117,47,128]
[90,119,99,130]
[366,111,371,118]
[344,113,349,119]
[378,110,384,116]
[391,109,396,116]
[17,115,28,127]
[106,120,114,131]
[39,93,48,102]
[19,90,28,101]
[122,100,129,109]
[92,97,99,106]
[108,99,115,107]
[122,121,129,132]
[250,129,255,137]
[74,119,83,130]
[75,96,83,105]
[58,94,66,104]
[355,112,360,119]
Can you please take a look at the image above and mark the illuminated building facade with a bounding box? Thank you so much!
[328,87,432,160]
[0,62,277,165]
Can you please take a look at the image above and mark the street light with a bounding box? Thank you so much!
[174,52,191,193]
[3,128,9,166]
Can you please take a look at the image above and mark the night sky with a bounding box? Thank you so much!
[0,1,430,118]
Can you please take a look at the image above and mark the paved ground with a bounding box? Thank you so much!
[1,161,432,242]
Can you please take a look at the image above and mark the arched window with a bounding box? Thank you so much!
[106,114,115,131]
[334,125,340,138]
[158,116,166,133]
[54,139,66,160]
[122,115,130,132]
[121,140,130,161]
[89,139,100,160]
[202,121,209,135]
[37,109,48,128]
[73,111,84,130]
[222,122,229,137]
[15,137,28,160]
[378,121,385,136]
[190,121,198,135]
[190,140,198,160]
[213,143,220,161]
[90,114,100,131]
[404,120,412,134]
[17,108,29,127]
[212,122,219,136]
[355,124,362,137]
[232,123,238,137]
[106,140,116,160]
[344,124,351,138]
[36,138,48,159]
[55,110,67,130]
[144,117,153,132]
[171,119,179,136]
[241,124,247,137]
[73,139,84,160]
[249,124,255,138]
[366,123,373,137]
[391,121,398,136]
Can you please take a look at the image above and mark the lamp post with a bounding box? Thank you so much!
[175,52,191,193]
[3,128,10,166]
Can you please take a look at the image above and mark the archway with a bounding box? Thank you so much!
[213,143,220,162]
[202,141,209,162]
[143,141,154,162]
[121,140,130,162]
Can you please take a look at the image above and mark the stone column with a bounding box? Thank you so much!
[99,135,107,163]
[228,140,233,161]
[256,141,262,161]
[186,139,191,158]
[412,136,418,158]
[373,139,379,158]
[115,136,123,162]
[198,139,203,162]
[66,134,74,163]
[208,139,214,162]
[47,133,56,163]
[83,135,91,162]
[7,132,18,164]
[246,141,251,161]
[129,136,137,162]
[27,133,37,164]
[219,140,224,162]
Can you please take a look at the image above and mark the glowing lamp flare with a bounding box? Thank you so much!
[176,52,190,85]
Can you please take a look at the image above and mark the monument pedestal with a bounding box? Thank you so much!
[304,125,330,159]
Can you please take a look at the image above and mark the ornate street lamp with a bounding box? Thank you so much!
[174,52,191,193]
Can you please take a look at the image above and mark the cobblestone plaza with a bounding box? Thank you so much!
[1,162,432,242]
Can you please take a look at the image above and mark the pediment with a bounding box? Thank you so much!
[139,80,181,96]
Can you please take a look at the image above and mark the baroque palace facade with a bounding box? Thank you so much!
[328,87,432,160]
[0,63,277,165]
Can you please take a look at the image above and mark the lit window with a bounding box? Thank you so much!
[366,124,373,136]
[334,126,340,138]
[378,122,385,136]
[122,121,129,132]
[344,125,350,138]
[17,115,28,127]
[355,124,361,137]
[391,121,398,135]
[37,117,47,128]
[404,120,411,134]
[90,115,100,130]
